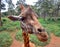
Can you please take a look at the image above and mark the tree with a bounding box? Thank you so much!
[16,0,26,15]
[6,0,15,15]
[0,0,1,26]
[57,1,60,17]
[35,0,54,20]
[0,0,6,26]
[16,0,26,5]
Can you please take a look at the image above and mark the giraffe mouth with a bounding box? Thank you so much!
[36,32,48,42]
[30,27,48,42]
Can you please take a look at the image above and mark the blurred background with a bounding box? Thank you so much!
[0,0,60,47]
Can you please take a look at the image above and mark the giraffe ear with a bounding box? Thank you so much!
[8,15,22,21]
[20,4,25,12]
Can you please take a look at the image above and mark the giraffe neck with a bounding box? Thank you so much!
[22,31,30,47]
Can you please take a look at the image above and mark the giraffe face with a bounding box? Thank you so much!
[8,4,48,42]
[19,5,48,42]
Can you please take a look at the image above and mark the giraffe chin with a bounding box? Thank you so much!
[36,34,48,42]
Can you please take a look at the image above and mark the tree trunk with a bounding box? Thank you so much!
[0,12,2,26]
[0,0,2,26]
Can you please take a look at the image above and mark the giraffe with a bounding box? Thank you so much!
[8,4,48,47]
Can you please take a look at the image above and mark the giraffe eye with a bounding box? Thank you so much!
[38,29,42,32]
[20,16,26,21]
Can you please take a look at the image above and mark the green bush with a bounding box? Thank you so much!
[0,26,7,31]
[0,32,13,47]
[0,18,20,31]
[15,30,23,41]
[44,24,60,37]
[57,18,60,21]
[54,30,60,37]
[38,18,46,24]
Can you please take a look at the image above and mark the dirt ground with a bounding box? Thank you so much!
[10,31,60,47]
[45,33,60,47]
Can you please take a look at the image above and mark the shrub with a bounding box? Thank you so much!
[54,30,60,37]
[57,18,60,21]
[0,18,20,31]
[38,18,46,24]
[2,18,7,22]
[0,32,13,47]
[15,30,23,41]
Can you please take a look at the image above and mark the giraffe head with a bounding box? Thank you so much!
[8,4,48,42]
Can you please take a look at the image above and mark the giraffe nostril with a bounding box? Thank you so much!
[38,29,42,32]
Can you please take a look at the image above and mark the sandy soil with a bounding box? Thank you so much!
[45,33,60,47]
